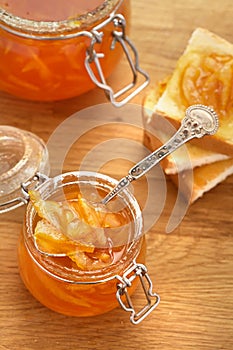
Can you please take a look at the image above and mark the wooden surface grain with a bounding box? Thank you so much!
[1,1,233,349]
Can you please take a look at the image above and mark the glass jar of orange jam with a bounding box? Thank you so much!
[17,171,160,324]
[0,0,135,102]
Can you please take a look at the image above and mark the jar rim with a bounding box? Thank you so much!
[0,0,121,38]
[24,171,143,285]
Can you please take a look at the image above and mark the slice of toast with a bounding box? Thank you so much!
[153,28,233,156]
[143,106,233,202]
[143,82,229,175]
[169,158,233,203]
[143,87,233,202]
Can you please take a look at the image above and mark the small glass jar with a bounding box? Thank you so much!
[0,0,149,104]
[17,171,159,324]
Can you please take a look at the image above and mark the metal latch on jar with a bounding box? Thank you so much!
[0,173,49,213]
[85,13,150,107]
[0,8,149,107]
[116,262,160,324]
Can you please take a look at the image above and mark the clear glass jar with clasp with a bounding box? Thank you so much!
[17,171,160,324]
[0,0,149,106]
[0,125,159,324]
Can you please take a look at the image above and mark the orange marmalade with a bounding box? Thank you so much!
[0,0,130,101]
[18,172,145,317]
[179,53,233,119]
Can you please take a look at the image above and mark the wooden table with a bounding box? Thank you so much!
[1,1,233,349]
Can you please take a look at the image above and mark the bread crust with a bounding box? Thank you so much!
[169,158,233,203]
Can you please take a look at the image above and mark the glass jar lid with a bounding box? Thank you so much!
[0,125,49,213]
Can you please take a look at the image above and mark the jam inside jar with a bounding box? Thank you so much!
[0,0,130,101]
[18,171,159,323]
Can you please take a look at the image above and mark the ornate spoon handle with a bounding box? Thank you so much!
[102,104,219,204]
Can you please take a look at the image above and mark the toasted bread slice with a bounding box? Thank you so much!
[143,88,233,203]
[169,158,233,203]
[144,115,233,202]
[143,68,233,203]
[143,83,229,175]
[153,28,233,156]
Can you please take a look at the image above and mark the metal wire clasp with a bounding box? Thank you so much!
[85,14,150,107]
[116,262,160,324]
[20,172,49,199]
[0,173,49,214]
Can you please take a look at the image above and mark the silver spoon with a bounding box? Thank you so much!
[32,104,218,257]
[101,104,219,204]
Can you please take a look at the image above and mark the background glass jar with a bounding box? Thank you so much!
[0,0,132,101]
[18,171,159,324]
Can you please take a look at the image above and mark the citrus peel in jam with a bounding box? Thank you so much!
[29,190,130,271]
